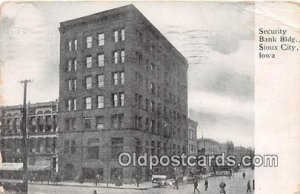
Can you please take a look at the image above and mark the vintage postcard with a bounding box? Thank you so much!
[0,1,299,194]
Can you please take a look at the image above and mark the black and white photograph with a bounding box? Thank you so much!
[0,1,299,194]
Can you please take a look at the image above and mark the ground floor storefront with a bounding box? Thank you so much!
[59,164,186,184]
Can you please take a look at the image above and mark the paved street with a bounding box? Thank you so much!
[29,168,254,194]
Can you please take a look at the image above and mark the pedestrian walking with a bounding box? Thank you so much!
[247,180,252,193]
[29,173,33,182]
[174,178,179,189]
[204,179,208,191]
[242,171,246,179]
[228,172,231,179]
[253,179,255,190]
[95,174,100,186]
[116,175,122,186]
[33,173,36,182]
[193,179,200,193]
[54,172,61,185]
[135,174,141,187]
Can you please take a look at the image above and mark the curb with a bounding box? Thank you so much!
[28,182,152,190]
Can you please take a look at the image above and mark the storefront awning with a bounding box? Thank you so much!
[0,163,23,171]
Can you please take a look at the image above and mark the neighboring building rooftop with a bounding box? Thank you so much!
[188,118,198,128]
[0,101,58,118]
[0,100,58,110]
[197,138,221,145]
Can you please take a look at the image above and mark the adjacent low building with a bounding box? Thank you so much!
[197,138,234,156]
[197,137,253,173]
[0,101,58,179]
[188,118,198,155]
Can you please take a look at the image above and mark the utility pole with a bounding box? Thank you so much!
[20,79,32,193]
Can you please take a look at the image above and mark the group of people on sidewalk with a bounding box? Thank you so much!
[94,173,122,187]
[171,176,209,193]
[193,170,254,193]
[29,171,61,185]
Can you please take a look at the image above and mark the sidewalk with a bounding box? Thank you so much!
[29,181,154,190]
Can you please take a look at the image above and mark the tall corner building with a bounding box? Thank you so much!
[58,4,188,182]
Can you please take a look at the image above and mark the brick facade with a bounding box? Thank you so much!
[0,101,59,179]
[58,5,188,183]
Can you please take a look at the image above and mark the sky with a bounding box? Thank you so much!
[0,2,254,147]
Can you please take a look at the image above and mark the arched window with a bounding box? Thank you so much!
[44,110,51,115]
[36,111,43,115]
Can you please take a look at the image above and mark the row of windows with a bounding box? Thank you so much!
[84,96,104,110]
[138,140,186,156]
[64,137,124,159]
[136,116,185,138]
[3,109,57,118]
[65,93,124,111]
[143,140,186,155]
[63,137,186,159]
[66,50,125,72]
[135,50,187,84]
[67,75,103,91]
[63,115,184,142]
[134,93,186,124]
[67,28,125,51]
[87,50,125,68]
[134,72,185,107]
[66,72,124,92]
[65,114,124,131]
[2,116,58,135]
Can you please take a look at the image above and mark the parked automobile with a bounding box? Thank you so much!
[151,175,167,187]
